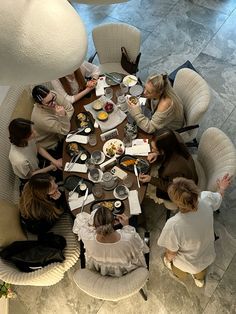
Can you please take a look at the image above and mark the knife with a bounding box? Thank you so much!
[67,127,85,139]
[81,188,89,213]
[66,153,82,171]
[134,164,140,188]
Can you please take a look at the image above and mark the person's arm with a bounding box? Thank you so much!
[51,79,76,104]
[72,212,94,240]
[216,173,232,197]
[81,61,100,79]
[37,145,62,169]
[158,221,179,261]
[165,249,178,262]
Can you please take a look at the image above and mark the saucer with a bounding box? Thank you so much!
[130,85,143,97]
[113,185,129,200]
[88,169,103,183]
[91,151,106,165]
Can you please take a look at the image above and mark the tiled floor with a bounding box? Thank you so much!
[9,1,236,313]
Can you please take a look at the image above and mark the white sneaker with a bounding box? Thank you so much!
[163,256,172,270]
[191,275,205,288]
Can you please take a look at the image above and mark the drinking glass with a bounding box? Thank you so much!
[105,87,113,100]
[88,133,97,146]
[85,158,96,171]
[92,183,104,199]
[123,133,132,147]
[120,83,129,95]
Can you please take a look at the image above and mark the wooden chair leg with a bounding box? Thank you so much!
[139,288,147,301]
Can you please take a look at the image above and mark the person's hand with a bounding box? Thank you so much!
[49,164,57,171]
[116,213,129,226]
[49,189,61,200]
[139,173,151,183]
[54,105,66,116]
[86,79,97,88]
[147,152,158,163]
[52,158,63,170]
[217,173,233,195]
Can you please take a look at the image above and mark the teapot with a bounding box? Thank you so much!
[101,172,118,190]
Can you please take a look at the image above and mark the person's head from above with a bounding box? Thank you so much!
[9,118,35,147]
[32,85,57,108]
[144,73,171,99]
[93,206,115,236]
[168,177,200,213]
[20,173,62,220]
[152,128,190,160]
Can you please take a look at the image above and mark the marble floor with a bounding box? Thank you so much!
[9,1,236,313]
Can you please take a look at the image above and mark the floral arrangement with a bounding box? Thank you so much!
[0,282,16,299]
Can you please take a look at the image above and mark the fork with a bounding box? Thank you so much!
[67,127,84,139]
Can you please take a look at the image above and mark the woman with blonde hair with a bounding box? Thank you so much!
[20,173,64,234]
[158,174,232,287]
[128,73,184,133]
[73,206,149,277]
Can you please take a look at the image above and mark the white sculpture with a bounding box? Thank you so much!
[0,0,87,85]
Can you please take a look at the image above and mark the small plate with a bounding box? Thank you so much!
[103,139,125,158]
[130,85,143,96]
[113,185,129,200]
[90,198,125,215]
[119,155,150,174]
[105,72,124,86]
[66,142,90,163]
[88,169,103,183]
[123,75,138,87]
[91,151,106,165]
[76,112,94,135]
[64,175,93,195]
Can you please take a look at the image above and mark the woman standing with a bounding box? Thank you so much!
[73,206,149,277]
[51,62,100,104]
[158,174,232,287]
[128,73,184,134]
[20,173,64,234]
[139,128,198,200]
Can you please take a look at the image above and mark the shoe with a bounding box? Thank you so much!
[163,256,172,270]
[191,275,205,288]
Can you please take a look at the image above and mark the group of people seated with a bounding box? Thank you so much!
[7,58,232,288]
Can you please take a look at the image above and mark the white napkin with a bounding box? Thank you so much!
[64,162,87,173]
[69,193,95,211]
[128,190,142,215]
[96,76,110,96]
[66,134,88,144]
[125,144,150,156]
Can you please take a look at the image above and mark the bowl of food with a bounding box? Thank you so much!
[92,100,103,111]
[104,102,114,113]
[97,111,109,121]
[129,96,139,105]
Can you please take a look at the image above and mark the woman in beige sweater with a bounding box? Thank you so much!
[128,73,184,134]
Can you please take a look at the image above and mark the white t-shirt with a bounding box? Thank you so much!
[158,191,222,274]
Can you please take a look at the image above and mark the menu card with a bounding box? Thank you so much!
[66,134,88,144]
[69,193,95,211]
[64,163,87,173]
[128,190,142,215]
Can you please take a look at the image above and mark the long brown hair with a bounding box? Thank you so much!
[93,206,114,236]
[20,173,63,221]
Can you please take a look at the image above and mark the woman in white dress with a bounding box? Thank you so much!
[51,61,100,104]
[73,206,149,277]
[158,174,232,287]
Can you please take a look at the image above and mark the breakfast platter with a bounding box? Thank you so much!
[90,199,125,215]
[76,112,94,135]
[103,139,125,158]
[66,142,90,163]
[118,155,150,174]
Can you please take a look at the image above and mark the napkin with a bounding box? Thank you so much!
[64,162,87,173]
[69,193,95,211]
[125,144,150,156]
[95,76,110,96]
[66,134,88,144]
[128,190,142,215]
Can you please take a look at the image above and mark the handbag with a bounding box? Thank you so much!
[121,47,141,74]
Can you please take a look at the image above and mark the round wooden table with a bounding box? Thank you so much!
[63,87,152,216]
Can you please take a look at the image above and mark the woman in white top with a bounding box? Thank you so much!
[158,174,232,287]
[51,61,100,104]
[128,73,184,134]
[73,206,149,277]
[8,118,62,181]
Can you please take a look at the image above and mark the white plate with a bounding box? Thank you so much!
[88,169,103,183]
[113,185,129,200]
[130,85,143,96]
[91,151,106,165]
[123,75,138,87]
[103,139,125,158]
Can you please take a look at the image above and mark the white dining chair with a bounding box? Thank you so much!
[91,23,141,75]
[174,68,211,147]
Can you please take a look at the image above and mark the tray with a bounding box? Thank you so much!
[90,198,125,215]
[76,111,94,135]
[118,155,150,174]
[66,142,90,163]
[64,175,93,196]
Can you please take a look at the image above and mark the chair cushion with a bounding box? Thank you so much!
[10,89,34,120]
[73,267,149,301]
[0,199,27,249]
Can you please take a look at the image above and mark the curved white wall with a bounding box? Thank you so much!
[0,0,87,85]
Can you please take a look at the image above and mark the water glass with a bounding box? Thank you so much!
[92,183,104,199]
[120,83,129,95]
[88,133,97,146]
[105,87,113,100]
[85,158,96,171]
[123,133,132,147]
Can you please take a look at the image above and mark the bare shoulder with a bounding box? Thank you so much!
[157,97,172,112]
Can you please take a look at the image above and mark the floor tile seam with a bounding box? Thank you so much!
[216,105,236,129]
[193,3,231,16]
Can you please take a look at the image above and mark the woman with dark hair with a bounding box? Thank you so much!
[73,207,149,277]
[31,85,74,151]
[139,128,198,200]
[51,62,100,104]
[20,173,64,234]
[158,175,232,287]
[128,73,184,134]
[8,118,62,181]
